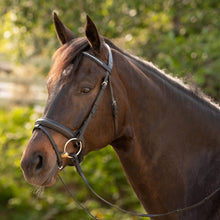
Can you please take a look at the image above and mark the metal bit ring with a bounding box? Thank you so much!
[62,138,83,158]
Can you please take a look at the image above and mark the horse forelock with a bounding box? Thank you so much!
[48,37,89,84]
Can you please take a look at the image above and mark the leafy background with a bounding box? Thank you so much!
[0,0,219,219]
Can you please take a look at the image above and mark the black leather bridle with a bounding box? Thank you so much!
[33,43,118,169]
[33,43,220,219]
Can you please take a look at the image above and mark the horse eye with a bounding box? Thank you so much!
[81,87,91,94]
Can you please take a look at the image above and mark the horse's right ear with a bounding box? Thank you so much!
[53,12,76,45]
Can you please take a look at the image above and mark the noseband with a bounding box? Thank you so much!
[33,43,118,169]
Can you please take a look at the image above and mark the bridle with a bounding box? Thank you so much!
[34,43,118,169]
[33,43,220,219]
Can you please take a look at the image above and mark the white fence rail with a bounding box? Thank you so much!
[0,76,47,106]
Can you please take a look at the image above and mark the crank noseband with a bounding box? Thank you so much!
[33,43,118,169]
[34,118,83,169]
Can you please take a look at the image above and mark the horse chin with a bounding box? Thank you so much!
[24,164,59,187]
[42,169,59,187]
[41,172,58,187]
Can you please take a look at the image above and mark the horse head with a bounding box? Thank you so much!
[20,14,126,186]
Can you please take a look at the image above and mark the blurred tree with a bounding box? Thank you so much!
[0,0,219,101]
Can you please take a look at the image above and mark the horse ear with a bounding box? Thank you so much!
[53,12,76,45]
[85,15,102,52]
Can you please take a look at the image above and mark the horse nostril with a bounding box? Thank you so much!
[36,155,43,170]
[32,153,45,172]
[21,152,46,178]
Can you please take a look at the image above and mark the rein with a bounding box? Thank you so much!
[33,43,220,219]
[59,153,220,219]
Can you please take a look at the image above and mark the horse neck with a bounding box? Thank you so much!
[112,51,220,217]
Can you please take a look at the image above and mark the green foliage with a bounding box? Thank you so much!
[0,107,146,219]
[0,0,219,102]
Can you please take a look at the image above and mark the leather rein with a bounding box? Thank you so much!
[33,43,220,219]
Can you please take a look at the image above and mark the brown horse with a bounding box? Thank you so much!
[21,13,220,220]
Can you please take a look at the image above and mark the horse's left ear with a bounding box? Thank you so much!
[85,15,103,52]
[53,12,76,45]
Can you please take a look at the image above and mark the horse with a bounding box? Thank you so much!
[21,13,220,220]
